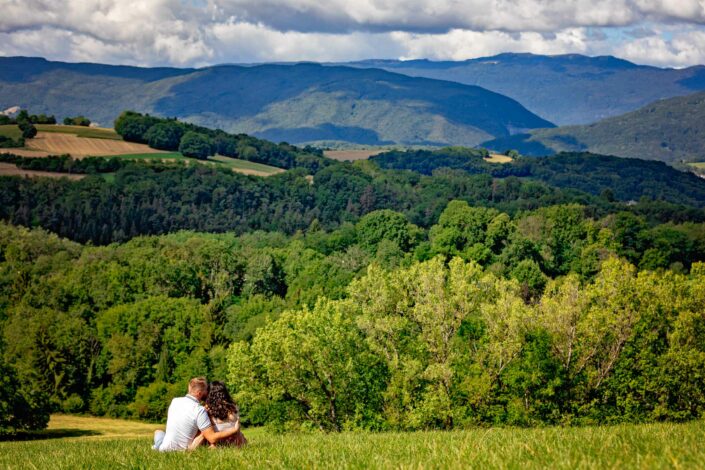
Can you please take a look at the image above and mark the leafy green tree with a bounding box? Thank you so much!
[229,299,386,431]
[114,111,159,143]
[429,200,500,261]
[352,257,494,429]
[511,259,548,301]
[20,123,37,139]
[145,122,185,151]
[355,209,420,253]
[0,359,50,434]
[179,131,213,160]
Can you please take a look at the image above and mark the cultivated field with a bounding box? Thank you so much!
[484,153,514,164]
[35,124,124,140]
[1,415,704,469]
[25,132,164,157]
[0,162,85,180]
[324,149,385,161]
[0,125,285,177]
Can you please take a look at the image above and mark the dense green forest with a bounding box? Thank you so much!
[1,155,704,246]
[2,130,705,434]
[371,148,705,207]
[1,194,705,432]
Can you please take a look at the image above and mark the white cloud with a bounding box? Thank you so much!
[0,0,704,67]
[618,28,705,67]
[394,28,593,61]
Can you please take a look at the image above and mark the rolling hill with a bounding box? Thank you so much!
[483,91,705,164]
[371,148,705,207]
[344,53,705,125]
[0,57,552,147]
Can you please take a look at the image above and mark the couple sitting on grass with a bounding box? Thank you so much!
[153,377,247,452]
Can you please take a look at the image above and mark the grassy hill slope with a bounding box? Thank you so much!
[0,57,552,147]
[345,53,705,125]
[483,91,705,163]
[2,415,704,469]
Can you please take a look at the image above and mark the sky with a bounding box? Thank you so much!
[1,0,705,68]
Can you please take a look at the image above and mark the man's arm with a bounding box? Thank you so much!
[200,419,240,445]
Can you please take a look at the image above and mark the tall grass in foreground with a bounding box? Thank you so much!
[1,416,703,469]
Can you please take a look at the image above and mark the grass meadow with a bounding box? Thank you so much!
[115,153,284,176]
[0,125,22,141]
[1,415,704,469]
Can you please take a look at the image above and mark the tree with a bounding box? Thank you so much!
[16,111,37,139]
[351,257,494,429]
[114,111,159,143]
[145,122,185,151]
[0,359,50,435]
[229,299,386,431]
[20,123,37,139]
[355,209,419,253]
[179,132,213,160]
[429,200,500,260]
[63,116,91,126]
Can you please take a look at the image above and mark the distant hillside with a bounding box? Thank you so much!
[483,91,705,164]
[371,148,705,208]
[0,57,552,147]
[344,53,705,125]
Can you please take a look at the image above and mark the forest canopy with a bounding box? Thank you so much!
[2,118,705,434]
[1,191,704,432]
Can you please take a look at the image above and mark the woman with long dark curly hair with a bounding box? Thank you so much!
[188,381,247,449]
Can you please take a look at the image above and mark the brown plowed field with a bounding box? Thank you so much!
[25,132,164,158]
[0,162,85,180]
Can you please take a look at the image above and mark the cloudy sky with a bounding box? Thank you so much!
[1,0,705,68]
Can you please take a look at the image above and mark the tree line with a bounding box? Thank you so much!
[114,111,324,168]
[1,157,703,247]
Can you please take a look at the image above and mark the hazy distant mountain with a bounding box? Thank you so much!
[343,53,705,125]
[483,91,705,164]
[0,57,552,147]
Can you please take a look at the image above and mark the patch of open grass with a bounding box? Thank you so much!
[689,162,705,169]
[35,124,123,140]
[211,155,284,175]
[1,415,704,469]
[112,152,187,161]
[113,153,284,176]
[0,125,22,141]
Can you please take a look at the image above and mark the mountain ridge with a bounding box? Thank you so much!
[340,53,705,125]
[0,56,552,147]
[483,90,705,164]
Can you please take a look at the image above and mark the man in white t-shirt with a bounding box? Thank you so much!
[153,377,240,451]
